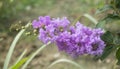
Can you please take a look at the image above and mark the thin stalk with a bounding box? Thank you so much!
[47,58,84,69]
[3,23,31,69]
[14,49,27,65]
[21,41,51,69]
[83,14,98,25]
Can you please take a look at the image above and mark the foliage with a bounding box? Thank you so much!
[10,57,28,69]
[21,41,51,69]
[3,22,51,69]
[3,23,31,69]
[95,0,120,65]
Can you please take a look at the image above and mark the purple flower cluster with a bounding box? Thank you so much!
[32,16,105,57]
[56,22,105,56]
[32,16,70,43]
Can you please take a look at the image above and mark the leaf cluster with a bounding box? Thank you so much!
[95,0,120,65]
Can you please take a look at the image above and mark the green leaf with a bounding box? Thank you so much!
[116,47,120,65]
[101,31,114,43]
[96,14,120,29]
[15,49,27,65]
[95,20,106,28]
[104,14,120,22]
[114,33,120,45]
[96,5,113,14]
[97,31,117,60]
[10,57,28,69]
[100,45,115,60]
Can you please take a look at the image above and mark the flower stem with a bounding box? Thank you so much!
[3,23,31,69]
[21,41,51,69]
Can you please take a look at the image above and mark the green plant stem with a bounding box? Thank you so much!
[47,58,84,69]
[71,14,97,26]
[3,23,31,69]
[15,49,27,65]
[9,49,27,69]
[21,41,51,69]
[71,16,81,26]
[83,14,98,25]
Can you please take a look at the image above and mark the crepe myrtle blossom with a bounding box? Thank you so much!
[32,16,51,29]
[56,22,105,56]
[32,16,70,43]
[32,16,105,56]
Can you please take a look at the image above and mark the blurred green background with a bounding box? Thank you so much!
[1,0,119,69]
[0,0,104,33]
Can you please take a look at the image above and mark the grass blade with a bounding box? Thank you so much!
[47,58,84,69]
[72,14,97,26]
[21,41,51,69]
[3,23,31,69]
[83,14,98,25]
[9,57,28,69]
[14,49,27,65]
[9,49,27,69]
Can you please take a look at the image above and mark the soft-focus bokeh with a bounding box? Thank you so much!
[0,0,120,69]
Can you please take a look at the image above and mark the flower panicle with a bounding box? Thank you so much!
[32,16,105,57]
